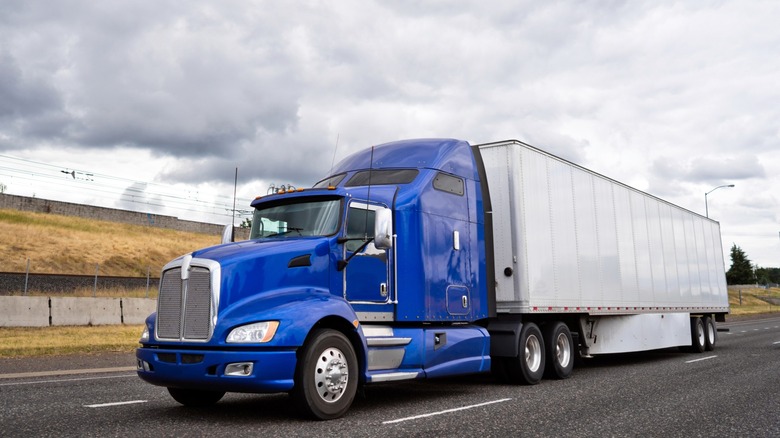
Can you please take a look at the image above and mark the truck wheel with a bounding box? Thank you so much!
[690,317,706,353]
[505,322,545,385]
[703,316,717,351]
[543,322,573,379]
[167,387,225,407]
[293,329,358,420]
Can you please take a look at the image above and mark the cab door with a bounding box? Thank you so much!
[343,202,389,303]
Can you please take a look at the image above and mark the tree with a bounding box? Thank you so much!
[755,266,780,286]
[240,218,252,229]
[726,244,756,285]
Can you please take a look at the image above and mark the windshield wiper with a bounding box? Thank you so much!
[266,227,303,237]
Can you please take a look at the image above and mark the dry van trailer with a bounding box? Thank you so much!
[478,140,729,361]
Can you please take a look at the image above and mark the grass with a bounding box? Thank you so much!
[0,325,144,358]
[728,286,780,316]
[0,208,219,277]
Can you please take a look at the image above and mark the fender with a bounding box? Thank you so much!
[211,287,362,348]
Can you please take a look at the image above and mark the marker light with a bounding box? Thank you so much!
[226,321,280,343]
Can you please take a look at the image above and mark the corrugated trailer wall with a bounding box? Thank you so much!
[478,140,729,315]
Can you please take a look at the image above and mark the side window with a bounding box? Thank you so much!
[433,172,464,196]
[345,207,375,252]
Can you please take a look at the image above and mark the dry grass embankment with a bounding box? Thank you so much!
[0,325,144,358]
[0,208,219,277]
[728,286,780,316]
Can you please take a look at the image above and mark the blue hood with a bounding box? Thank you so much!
[192,237,333,310]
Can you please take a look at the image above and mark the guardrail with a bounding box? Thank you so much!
[0,296,156,327]
[0,272,158,295]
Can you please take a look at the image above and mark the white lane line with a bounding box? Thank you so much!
[0,374,136,387]
[685,355,717,364]
[85,400,148,408]
[383,398,512,425]
[773,341,780,345]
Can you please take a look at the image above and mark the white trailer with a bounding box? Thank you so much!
[478,140,729,366]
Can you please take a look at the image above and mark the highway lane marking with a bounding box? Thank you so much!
[773,341,780,345]
[382,398,512,424]
[0,374,136,387]
[0,366,136,380]
[685,355,717,364]
[85,400,148,408]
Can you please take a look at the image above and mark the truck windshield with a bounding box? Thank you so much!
[249,198,341,239]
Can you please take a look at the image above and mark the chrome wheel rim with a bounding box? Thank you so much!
[555,332,571,368]
[525,334,542,372]
[697,322,705,347]
[314,347,349,403]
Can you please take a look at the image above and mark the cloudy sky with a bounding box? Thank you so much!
[1,0,778,266]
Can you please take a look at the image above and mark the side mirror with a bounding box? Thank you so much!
[221,224,234,244]
[374,207,393,249]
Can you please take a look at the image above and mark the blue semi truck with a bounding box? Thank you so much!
[137,138,729,419]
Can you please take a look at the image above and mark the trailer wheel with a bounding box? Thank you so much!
[703,316,717,351]
[167,388,225,407]
[544,322,573,379]
[690,317,706,353]
[293,329,357,420]
[505,322,545,385]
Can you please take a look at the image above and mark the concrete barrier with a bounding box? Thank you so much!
[50,297,122,326]
[0,296,50,327]
[0,296,158,327]
[122,298,156,324]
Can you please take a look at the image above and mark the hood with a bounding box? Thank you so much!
[192,237,333,310]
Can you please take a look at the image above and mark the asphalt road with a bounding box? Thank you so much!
[1,315,778,437]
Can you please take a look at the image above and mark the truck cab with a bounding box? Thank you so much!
[136,138,493,419]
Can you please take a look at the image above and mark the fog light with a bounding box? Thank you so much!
[225,362,254,377]
[137,360,152,372]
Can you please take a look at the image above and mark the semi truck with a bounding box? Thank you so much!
[136,138,729,419]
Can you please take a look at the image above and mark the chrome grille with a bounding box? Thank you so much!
[156,265,214,341]
[183,268,212,340]
[157,268,183,339]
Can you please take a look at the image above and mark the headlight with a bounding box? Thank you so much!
[226,321,280,343]
[139,325,150,343]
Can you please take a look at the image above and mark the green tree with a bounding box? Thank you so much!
[726,244,756,285]
[755,266,780,286]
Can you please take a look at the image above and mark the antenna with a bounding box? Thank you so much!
[231,167,238,241]
[363,146,375,241]
[328,133,340,178]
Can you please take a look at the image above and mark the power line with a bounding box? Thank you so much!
[0,154,255,222]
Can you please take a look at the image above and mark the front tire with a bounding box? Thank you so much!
[543,322,574,379]
[293,329,358,420]
[505,322,545,385]
[167,388,225,407]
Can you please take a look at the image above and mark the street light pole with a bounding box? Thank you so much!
[705,184,735,218]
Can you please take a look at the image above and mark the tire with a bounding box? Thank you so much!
[293,329,358,420]
[690,317,706,353]
[505,322,545,385]
[703,316,717,351]
[167,387,225,407]
[543,322,574,379]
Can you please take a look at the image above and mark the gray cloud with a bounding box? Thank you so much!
[2,0,780,264]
